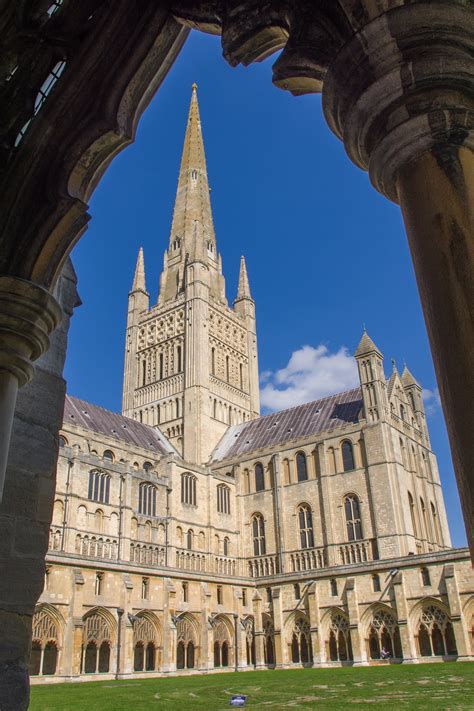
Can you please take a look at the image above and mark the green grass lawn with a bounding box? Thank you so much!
[30,662,474,711]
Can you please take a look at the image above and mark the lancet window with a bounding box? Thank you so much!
[139,482,157,517]
[344,495,362,541]
[251,513,266,556]
[298,504,314,549]
[296,452,308,482]
[181,473,197,505]
[255,463,265,492]
[88,470,110,504]
[217,484,231,514]
[341,441,355,472]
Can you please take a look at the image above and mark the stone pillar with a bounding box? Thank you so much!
[162,579,176,672]
[271,588,285,668]
[319,2,474,557]
[444,564,473,661]
[345,578,365,665]
[252,591,265,669]
[391,572,417,663]
[0,268,76,710]
[306,582,322,666]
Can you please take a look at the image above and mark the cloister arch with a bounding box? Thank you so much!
[321,608,353,663]
[285,611,313,666]
[133,611,163,672]
[29,603,64,677]
[211,615,234,669]
[361,604,403,660]
[81,607,117,675]
[175,613,200,670]
[410,599,457,658]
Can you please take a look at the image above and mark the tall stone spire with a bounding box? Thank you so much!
[131,246,147,293]
[169,82,215,257]
[235,255,252,301]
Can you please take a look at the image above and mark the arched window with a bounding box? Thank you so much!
[344,495,362,541]
[294,583,301,600]
[341,441,355,472]
[133,614,161,672]
[416,604,457,657]
[181,473,197,505]
[103,450,114,463]
[327,611,353,662]
[223,536,230,556]
[139,483,157,516]
[431,502,441,545]
[255,463,265,492]
[88,470,110,504]
[177,345,182,372]
[400,404,406,421]
[420,497,429,540]
[252,514,266,556]
[296,452,308,482]
[368,609,403,660]
[226,355,230,381]
[176,616,199,669]
[217,484,231,514]
[408,491,418,538]
[298,504,314,549]
[372,574,381,592]
[187,529,193,550]
[243,469,250,494]
[330,579,338,597]
[421,567,431,586]
[58,435,67,448]
[211,347,216,375]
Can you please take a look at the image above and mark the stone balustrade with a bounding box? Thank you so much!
[339,539,376,565]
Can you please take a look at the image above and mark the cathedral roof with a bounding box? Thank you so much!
[63,396,177,456]
[210,387,363,462]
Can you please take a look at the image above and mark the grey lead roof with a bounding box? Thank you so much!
[211,388,363,463]
[64,395,178,456]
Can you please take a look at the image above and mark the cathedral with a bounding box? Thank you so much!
[31,86,473,682]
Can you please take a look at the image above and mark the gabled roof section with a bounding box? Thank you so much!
[211,388,363,462]
[63,395,179,456]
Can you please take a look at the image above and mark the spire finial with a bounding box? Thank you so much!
[132,246,147,293]
[192,82,198,92]
[236,255,252,301]
[391,357,397,371]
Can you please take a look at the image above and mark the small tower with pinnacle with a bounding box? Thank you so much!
[121,86,260,463]
[122,247,149,415]
[354,330,387,422]
[402,364,430,443]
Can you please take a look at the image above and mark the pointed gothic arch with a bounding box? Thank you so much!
[322,608,353,663]
[133,611,163,672]
[81,607,116,674]
[211,615,234,668]
[285,611,313,666]
[410,599,457,657]
[175,613,200,670]
[361,604,403,660]
[29,604,64,676]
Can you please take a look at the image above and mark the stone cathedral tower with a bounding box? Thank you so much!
[122,85,260,463]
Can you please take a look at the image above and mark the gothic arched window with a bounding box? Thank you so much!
[187,529,193,551]
[252,514,266,556]
[217,484,230,514]
[295,452,308,482]
[103,449,114,463]
[341,441,355,472]
[431,502,440,544]
[139,482,157,517]
[255,463,265,492]
[181,473,197,506]
[344,494,362,541]
[88,471,110,504]
[298,504,314,549]
[408,491,418,538]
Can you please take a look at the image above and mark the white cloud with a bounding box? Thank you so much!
[260,344,359,412]
[422,387,441,416]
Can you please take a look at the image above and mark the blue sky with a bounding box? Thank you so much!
[64,31,466,547]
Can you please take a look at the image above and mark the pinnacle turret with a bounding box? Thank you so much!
[402,365,420,388]
[131,247,147,293]
[354,329,382,357]
[235,255,252,301]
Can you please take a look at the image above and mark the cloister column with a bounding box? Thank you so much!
[345,579,366,665]
[444,564,473,661]
[306,582,322,666]
[0,266,77,710]
[392,572,416,663]
[319,2,474,556]
[252,591,265,669]
[270,588,285,668]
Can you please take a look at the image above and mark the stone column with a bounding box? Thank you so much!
[345,578,366,665]
[0,269,75,710]
[271,588,285,668]
[443,564,473,661]
[306,582,322,666]
[252,591,265,669]
[391,572,417,663]
[0,277,61,501]
[319,2,474,557]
